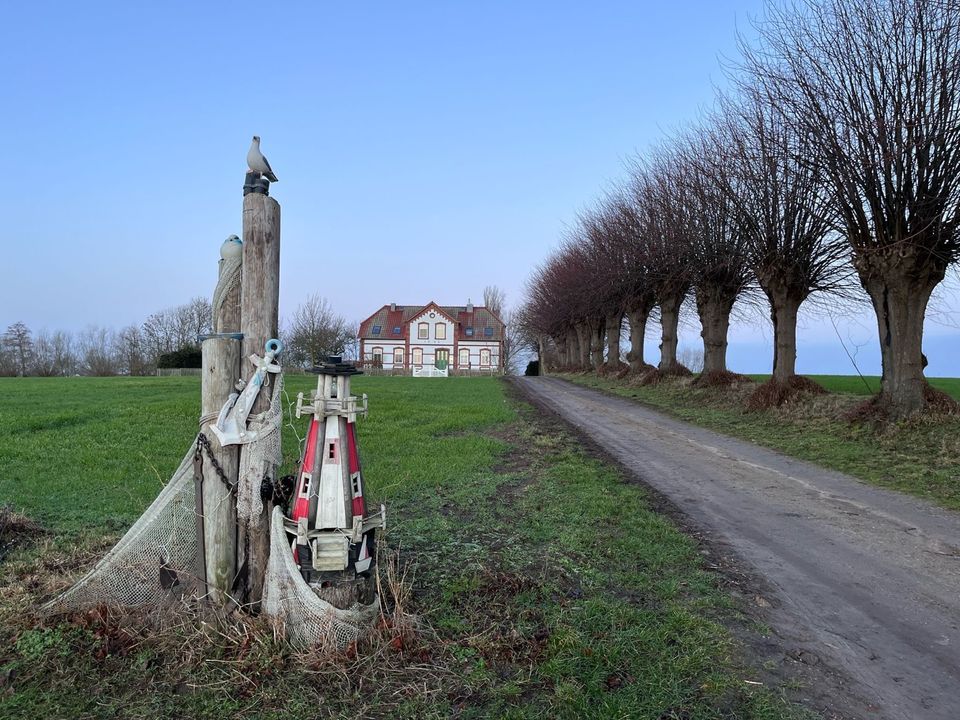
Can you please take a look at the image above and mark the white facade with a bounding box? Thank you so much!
[359,301,504,373]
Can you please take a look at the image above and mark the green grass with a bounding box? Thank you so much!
[745,374,960,400]
[560,373,960,511]
[0,376,810,719]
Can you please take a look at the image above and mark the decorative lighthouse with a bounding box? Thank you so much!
[288,356,385,606]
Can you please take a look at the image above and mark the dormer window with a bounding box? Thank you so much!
[465,327,474,337]
[392,326,401,334]
[372,325,382,335]
[484,327,494,337]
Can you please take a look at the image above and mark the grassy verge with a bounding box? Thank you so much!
[557,372,960,511]
[745,374,960,400]
[0,376,811,719]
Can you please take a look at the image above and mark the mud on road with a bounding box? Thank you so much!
[514,376,960,720]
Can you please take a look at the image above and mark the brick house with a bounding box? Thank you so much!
[357,300,505,372]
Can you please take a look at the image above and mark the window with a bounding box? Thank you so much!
[484,327,494,337]
[412,347,423,365]
[393,347,404,365]
[465,327,474,337]
[459,348,470,367]
[392,326,401,335]
[418,322,428,339]
[372,325,382,335]
[480,349,491,366]
[435,323,446,340]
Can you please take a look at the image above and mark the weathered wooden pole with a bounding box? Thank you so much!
[198,239,243,605]
[238,184,281,607]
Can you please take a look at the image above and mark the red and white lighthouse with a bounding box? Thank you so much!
[288,356,385,601]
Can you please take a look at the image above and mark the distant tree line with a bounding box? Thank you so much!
[1,297,212,377]
[1,293,360,377]
[520,0,960,419]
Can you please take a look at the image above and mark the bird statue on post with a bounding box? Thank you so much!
[247,136,278,183]
[221,234,243,260]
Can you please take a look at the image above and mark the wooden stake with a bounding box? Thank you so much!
[238,191,281,606]
[199,247,243,605]
[200,337,240,603]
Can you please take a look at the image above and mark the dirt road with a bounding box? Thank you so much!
[515,376,960,720]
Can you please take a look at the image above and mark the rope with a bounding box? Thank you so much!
[212,255,242,333]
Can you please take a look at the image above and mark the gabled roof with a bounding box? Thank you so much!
[358,301,505,341]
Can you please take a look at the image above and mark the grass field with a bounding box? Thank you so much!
[561,373,960,511]
[746,374,960,400]
[0,376,811,719]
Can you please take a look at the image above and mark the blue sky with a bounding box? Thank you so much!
[2,1,956,375]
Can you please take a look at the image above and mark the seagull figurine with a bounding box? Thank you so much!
[247,135,278,183]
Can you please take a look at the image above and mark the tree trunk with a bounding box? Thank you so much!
[862,271,939,418]
[695,289,735,374]
[537,335,548,375]
[658,295,683,371]
[591,318,605,369]
[575,323,590,367]
[566,332,578,369]
[768,292,801,382]
[626,305,650,372]
[604,313,622,369]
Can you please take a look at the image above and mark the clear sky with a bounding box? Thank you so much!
[2,1,957,375]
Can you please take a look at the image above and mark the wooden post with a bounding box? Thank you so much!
[198,242,243,605]
[238,190,281,606]
[200,336,241,604]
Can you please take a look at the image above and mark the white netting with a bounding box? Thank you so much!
[43,441,202,613]
[262,507,378,649]
[211,254,242,333]
[236,373,284,526]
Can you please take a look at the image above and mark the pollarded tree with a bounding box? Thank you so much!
[749,0,960,416]
[715,86,848,385]
[607,193,658,373]
[682,132,757,379]
[579,204,633,371]
[630,154,694,373]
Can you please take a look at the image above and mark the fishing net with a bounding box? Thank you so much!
[236,373,284,527]
[262,506,379,649]
[42,441,203,612]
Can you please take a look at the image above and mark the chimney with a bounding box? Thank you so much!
[466,298,473,313]
[390,302,396,311]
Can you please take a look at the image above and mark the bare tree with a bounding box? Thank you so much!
[631,153,694,373]
[31,329,77,376]
[2,322,33,376]
[115,325,152,376]
[285,294,354,368]
[749,0,960,416]
[713,86,850,384]
[483,285,506,320]
[78,326,119,376]
[682,132,757,378]
[608,194,658,373]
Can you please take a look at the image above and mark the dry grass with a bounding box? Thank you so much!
[634,364,694,386]
[691,370,755,389]
[746,376,827,411]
